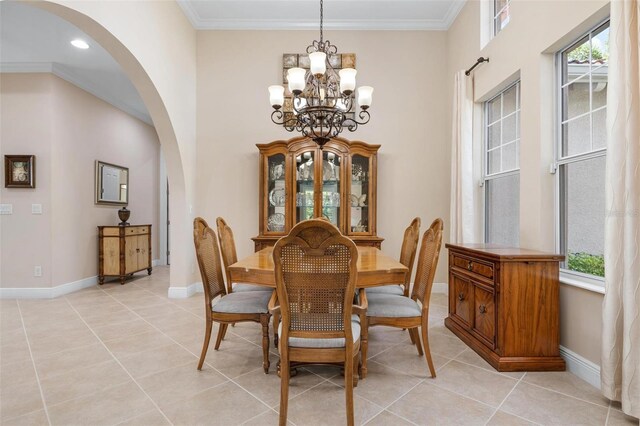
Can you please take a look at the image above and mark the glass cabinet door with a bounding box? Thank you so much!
[321,151,341,228]
[266,153,286,233]
[350,154,370,233]
[295,150,316,223]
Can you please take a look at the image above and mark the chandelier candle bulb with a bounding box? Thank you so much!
[309,52,327,76]
[358,86,374,109]
[287,68,306,94]
[338,68,357,94]
[268,85,285,108]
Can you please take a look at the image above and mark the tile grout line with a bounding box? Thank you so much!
[372,355,468,426]
[483,372,534,426]
[520,377,612,410]
[15,300,53,426]
[604,399,612,426]
[62,296,176,426]
[93,286,279,415]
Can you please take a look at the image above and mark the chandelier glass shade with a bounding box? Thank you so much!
[268,0,373,148]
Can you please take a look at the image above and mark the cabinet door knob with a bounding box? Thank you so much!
[467,261,473,271]
[479,304,487,314]
[457,292,465,302]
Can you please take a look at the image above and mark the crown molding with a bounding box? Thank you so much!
[1,62,153,126]
[177,0,466,31]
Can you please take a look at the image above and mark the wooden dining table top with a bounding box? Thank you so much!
[228,246,408,288]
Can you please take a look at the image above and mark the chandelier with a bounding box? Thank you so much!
[268,0,373,149]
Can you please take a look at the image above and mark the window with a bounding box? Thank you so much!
[557,21,609,281]
[493,0,511,36]
[484,81,520,246]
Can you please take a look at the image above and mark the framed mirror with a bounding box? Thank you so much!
[95,160,128,205]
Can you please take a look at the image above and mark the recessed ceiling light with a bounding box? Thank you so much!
[70,39,89,49]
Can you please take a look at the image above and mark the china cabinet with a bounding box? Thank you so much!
[253,136,382,251]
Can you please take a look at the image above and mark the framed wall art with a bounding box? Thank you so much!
[4,155,35,188]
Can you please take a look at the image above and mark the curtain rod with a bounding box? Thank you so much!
[465,57,489,76]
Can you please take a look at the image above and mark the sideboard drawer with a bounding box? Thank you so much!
[473,286,496,349]
[450,272,473,328]
[126,226,149,236]
[452,254,495,283]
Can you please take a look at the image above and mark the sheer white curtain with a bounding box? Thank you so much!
[601,0,640,418]
[450,71,476,244]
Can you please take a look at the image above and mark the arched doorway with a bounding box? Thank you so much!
[26,0,197,295]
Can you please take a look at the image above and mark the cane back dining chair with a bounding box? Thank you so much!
[362,218,443,378]
[216,217,272,294]
[366,217,421,297]
[271,219,366,426]
[193,217,273,373]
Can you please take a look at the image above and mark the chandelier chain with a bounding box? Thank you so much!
[320,0,324,43]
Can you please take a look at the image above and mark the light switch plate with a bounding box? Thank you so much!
[32,204,43,214]
[0,204,13,215]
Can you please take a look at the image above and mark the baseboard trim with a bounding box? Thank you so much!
[0,275,98,299]
[152,259,162,267]
[167,281,203,299]
[559,345,601,389]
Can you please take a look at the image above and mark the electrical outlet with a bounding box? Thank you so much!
[34,266,42,277]
[32,204,43,214]
[0,204,12,215]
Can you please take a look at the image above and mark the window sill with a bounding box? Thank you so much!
[559,274,605,294]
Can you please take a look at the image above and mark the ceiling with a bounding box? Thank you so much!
[0,1,465,128]
[178,0,466,30]
[0,2,152,125]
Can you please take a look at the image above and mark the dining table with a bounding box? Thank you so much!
[228,246,408,288]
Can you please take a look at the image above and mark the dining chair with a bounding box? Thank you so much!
[366,217,420,297]
[362,218,443,378]
[216,217,272,294]
[193,217,273,373]
[271,219,366,426]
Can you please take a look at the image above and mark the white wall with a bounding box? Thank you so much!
[446,0,609,365]
[196,30,451,283]
[0,73,160,289]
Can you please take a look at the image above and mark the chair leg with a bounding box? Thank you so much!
[214,323,228,350]
[361,317,369,379]
[344,352,355,426]
[408,328,416,345]
[273,310,280,348]
[279,356,290,426]
[198,319,213,370]
[353,352,360,387]
[409,328,423,356]
[221,323,229,340]
[421,321,436,378]
[260,314,271,374]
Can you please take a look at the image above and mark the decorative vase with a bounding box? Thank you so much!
[118,207,130,226]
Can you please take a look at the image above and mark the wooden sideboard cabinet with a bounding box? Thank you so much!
[252,136,383,251]
[98,225,152,285]
[444,243,566,372]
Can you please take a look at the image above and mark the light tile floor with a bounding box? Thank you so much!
[1,266,638,426]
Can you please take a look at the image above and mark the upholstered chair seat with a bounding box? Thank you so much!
[278,319,361,349]
[365,285,404,296]
[233,283,272,292]
[212,291,272,314]
[366,294,422,317]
